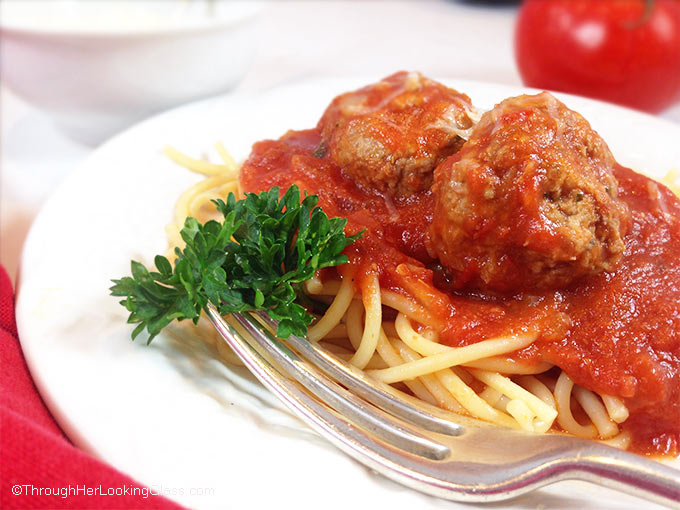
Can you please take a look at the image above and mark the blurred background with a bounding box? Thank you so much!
[2,0,679,282]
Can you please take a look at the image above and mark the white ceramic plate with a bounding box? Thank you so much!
[16,78,680,510]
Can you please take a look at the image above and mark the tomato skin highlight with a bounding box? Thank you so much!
[515,0,680,113]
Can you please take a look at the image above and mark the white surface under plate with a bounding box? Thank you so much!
[16,78,680,509]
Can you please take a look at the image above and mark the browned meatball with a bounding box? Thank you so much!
[317,71,477,198]
[429,92,631,293]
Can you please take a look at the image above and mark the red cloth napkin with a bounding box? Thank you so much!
[0,265,182,509]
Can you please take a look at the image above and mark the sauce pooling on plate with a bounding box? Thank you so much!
[240,72,680,456]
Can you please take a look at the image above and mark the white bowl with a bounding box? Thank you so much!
[0,0,266,145]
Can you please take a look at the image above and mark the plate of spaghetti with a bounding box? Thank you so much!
[16,73,680,509]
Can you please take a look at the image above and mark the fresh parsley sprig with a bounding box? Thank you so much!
[111,185,362,342]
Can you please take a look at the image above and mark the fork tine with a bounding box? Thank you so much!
[206,305,680,508]
[206,304,450,461]
[203,305,435,465]
[254,311,463,436]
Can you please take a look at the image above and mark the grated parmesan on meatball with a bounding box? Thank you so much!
[318,71,478,198]
[429,92,631,292]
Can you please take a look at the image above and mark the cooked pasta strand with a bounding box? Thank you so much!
[601,394,629,424]
[368,334,536,384]
[164,145,238,176]
[468,368,557,433]
[349,273,382,369]
[573,386,619,439]
[380,290,436,327]
[463,357,553,375]
[346,300,365,351]
[374,329,437,406]
[396,313,547,375]
[215,141,239,171]
[516,375,556,409]
[554,372,598,439]
[599,430,632,450]
[390,339,464,412]
[307,277,354,342]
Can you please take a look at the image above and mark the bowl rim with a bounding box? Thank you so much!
[0,0,267,38]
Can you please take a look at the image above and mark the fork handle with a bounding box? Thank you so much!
[565,447,680,509]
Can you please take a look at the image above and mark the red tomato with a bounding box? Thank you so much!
[515,0,680,113]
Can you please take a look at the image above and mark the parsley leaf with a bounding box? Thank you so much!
[110,185,362,343]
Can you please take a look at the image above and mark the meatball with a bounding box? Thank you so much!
[429,92,631,292]
[317,71,478,198]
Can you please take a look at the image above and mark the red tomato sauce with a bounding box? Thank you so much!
[240,128,680,456]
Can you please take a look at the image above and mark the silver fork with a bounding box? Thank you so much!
[205,303,680,508]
